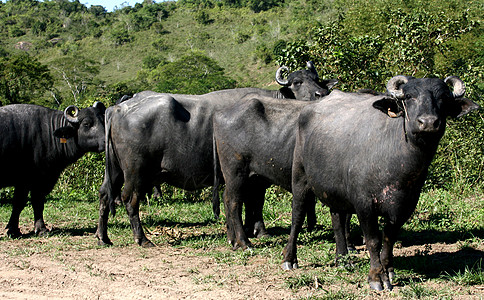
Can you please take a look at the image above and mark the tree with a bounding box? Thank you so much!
[0,53,53,106]
[146,52,236,94]
[49,55,100,104]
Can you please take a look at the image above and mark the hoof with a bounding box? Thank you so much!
[141,240,156,248]
[35,228,50,237]
[388,271,396,284]
[254,230,270,238]
[97,239,113,247]
[6,229,22,239]
[281,261,298,270]
[369,281,384,291]
[347,246,358,253]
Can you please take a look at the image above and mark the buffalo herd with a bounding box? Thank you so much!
[0,62,479,291]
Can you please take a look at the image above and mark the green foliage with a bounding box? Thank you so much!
[109,24,133,46]
[145,52,237,94]
[0,53,53,106]
[0,0,481,193]
[444,259,484,286]
[195,10,213,25]
[275,1,483,190]
[48,55,101,105]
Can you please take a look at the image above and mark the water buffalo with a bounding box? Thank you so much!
[214,96,321,248]
[282,76,479,291]
[0,102,106,237]
[95,63,337,247]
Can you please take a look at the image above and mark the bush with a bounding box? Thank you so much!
[147,52,237,94]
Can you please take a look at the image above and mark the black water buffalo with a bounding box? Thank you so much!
[0,102,106,237]
[214,96,320,248]
[282,76,479,291]
[95,63,337,247]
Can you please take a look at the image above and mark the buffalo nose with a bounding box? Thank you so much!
[417,115,440,132]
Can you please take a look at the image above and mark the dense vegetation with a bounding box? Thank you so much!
[0,0,482,194]
[0,1,482,297]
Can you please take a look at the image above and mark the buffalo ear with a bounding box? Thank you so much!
[321,78,338,90]
[372,98,404,118]
[447,98,480,118]
[54,126,76,139]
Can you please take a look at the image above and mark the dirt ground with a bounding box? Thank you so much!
[0,229,483,300]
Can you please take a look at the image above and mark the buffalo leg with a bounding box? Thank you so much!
[330,210,350,261]
[95,180,113,246]
[224,178,252,250]
[30,190,48,235]
[345,213,357,252]
[244,180,269,238]
[282,190,314,270]
[305,196,317,232]
[5,187,29,238]
[223,188,236,245]
[122,182,154,248]
[356,211,391,291]
[380,222,399,286]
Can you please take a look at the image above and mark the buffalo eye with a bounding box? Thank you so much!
[81,119,93,128]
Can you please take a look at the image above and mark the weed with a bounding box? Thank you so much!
[444,259,484,286]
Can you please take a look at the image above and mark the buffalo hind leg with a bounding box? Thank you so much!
[5,187,29,238]
[96,181,113,246]
[330,210,350,263]
[122,183,154,248]
[225,178,252,250]
[244,180,269,238]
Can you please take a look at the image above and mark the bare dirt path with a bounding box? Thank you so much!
[0,232,482,299]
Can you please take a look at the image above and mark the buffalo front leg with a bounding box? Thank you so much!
[357,211,391,291]
[380,220,405,286]
[31,190,49,236]
[5,187,29,238]
[282,191,314,270]
[122,185,154,248]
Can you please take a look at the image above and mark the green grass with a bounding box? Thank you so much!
[0,184,483,298]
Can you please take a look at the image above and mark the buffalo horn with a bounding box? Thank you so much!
[387,75,409,99]
[64,105,80,124]
[444,76,466,98]
[275,66,289,86]
[306,61,319,78]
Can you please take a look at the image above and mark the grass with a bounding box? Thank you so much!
[0,184,483,298]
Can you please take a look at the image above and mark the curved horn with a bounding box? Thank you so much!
[444,76,466,98]
[306,61,318,78]
[386,75,410,99]
[64,105,79,124]
[275,66,289,86]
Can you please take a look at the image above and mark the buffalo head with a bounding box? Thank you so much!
[275,61,338,101]
[54,102,106,152]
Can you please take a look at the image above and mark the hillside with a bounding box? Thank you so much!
[0,0,482,191]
